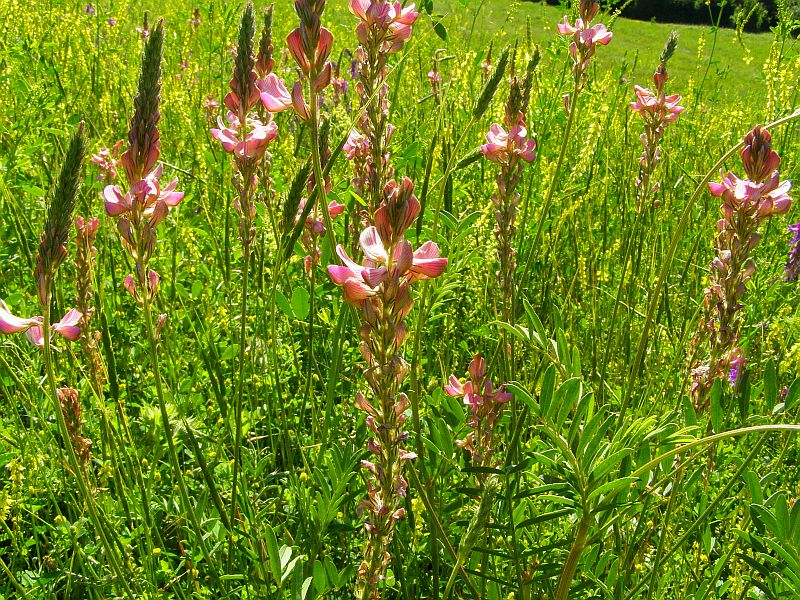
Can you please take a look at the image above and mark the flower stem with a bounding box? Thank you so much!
[554,512,590,600]
[140,291,219,579]
[42,293,135,600]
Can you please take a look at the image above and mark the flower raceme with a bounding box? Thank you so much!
[445,354,511,473]
[557,0,612,82]
[348,0,419,54]
[327,175,446,596]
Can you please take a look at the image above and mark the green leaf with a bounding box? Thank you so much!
[553,378,581,429]
[221,344,239,362]
[276,290,293,319]
[588,477,638,503]
[433,19,447,41]
[191,280,203,298]
[539,365,555,421]
[263,524,281,584]
[291,286,311,321]
[313,560,327,594]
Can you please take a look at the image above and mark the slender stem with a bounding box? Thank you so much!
[229,237,250,545]
[42,293,135,600]
[140,292,219,579]
[554,511,590,600]
[522,77,581,280]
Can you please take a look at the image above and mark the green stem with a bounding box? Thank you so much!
[229,237,250,550]
[42,294,134,599]
[140,292,219,580]
[520,77,581,289]
[554,511,591,600]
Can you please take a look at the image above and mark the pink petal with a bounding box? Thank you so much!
[360,227,388,262]
[53,308,83,341]
[260,73,292,112]
[25,325,44,347]
[0,303,39,334]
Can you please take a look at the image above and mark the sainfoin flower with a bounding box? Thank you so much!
[557,0,612,81]
[691,125,793,407]
[327,175,446,595]
[446,354,511,475]
[630,85,684,123]
[481,122,536,164]
[0,301,82,348]
[103,164,183,224]
[211,113,278,161]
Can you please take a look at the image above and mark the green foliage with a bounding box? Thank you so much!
[0,0,799,599]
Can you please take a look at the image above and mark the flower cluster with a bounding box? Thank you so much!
[91,141,124,181]
[691,126,793,406]
[189,7,201,28]
[287,0,334,122]
[630,33,683,206]
[74,215,106,390]
[445,354,511,479]
[557,0,612,84]
[57,387,92,466]
[327,175,446,597]
[102,21,183,305]
[211,2,290,245]
[480,66,536,320]
[346,0,418,213]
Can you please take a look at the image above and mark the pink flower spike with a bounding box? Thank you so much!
[259,73,292,113]
[0,302,39,335]
[53,308,83,341]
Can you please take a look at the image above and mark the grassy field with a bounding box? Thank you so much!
[438,0,799,99]
[0,0,799,598]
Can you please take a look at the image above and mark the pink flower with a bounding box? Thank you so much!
[481,123,536,164]
[0,302,39,335]
[409,241,448,281]
[328,245,382,304]
[630,85,684,122]
[258,73,292,113]
[1,303,82,347]
[211,113,278,160]
[709,171,792,222]
[104,164,184,221]
[52,308,83,341]
[291,82,311,122]
[343,129,371,160]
